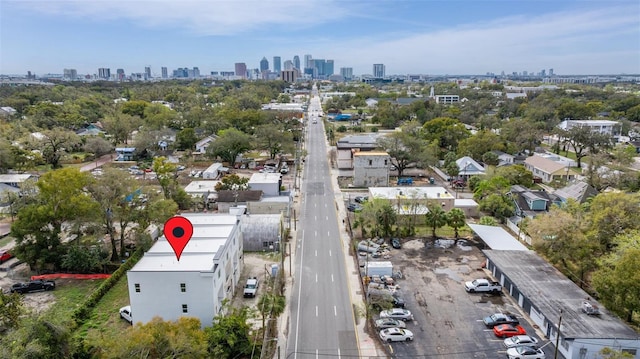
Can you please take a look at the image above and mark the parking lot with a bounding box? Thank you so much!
[364,238,555,358]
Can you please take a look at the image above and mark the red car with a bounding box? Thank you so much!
[493,324,527,338]
[0,250,13,263]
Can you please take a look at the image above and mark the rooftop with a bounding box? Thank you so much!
[369,187,453,200]
[353,151,389,157]
[184,180,220,194]
[484,250,639,340]
[467,224,529,251]
[0,174,37,183]
[249,172,282,184]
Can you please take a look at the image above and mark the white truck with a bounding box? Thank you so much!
[464,278,502,293]
[243,277,259,298]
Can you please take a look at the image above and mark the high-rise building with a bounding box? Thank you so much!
[340,67,353,80]
[161,67,168,79]
[273,56,281,73]
[283,60,294,70]
[281,70,297,83]
[193,67,200,78]
[325,60,334,76]
[98,68,111,79]
[63,69,77,80]
[293,55,300,70]
[144,66,151,79]
[235,63,247,79]
[260,57,269,72]
[373,64,385,78]
[304,54,312,69]
[116,68,125,81]
[549,68,554,76]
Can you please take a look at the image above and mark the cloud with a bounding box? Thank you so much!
[21,0,354,35]
[319,5,640,74]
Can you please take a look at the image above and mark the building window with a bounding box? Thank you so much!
[384,160,388,166]
[369,160,372,166]
[263,241,274,248]
[182,304,188,313]
[134,284,140,293]
[180,283,186,292]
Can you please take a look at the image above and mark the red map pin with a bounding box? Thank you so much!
[163,216,193,261]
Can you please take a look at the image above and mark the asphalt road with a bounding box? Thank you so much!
[286,87,359,359]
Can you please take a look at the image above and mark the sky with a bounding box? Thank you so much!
[1,0,639,76]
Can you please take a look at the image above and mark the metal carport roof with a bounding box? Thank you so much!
[467,223,529,251]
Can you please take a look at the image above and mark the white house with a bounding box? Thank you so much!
[558,119,619,136]
[202,162,224,180]
[248,173,282,197]
[126,213,243,327]
[194,135,217,154]
[456,156,485,180]
[434,95,459,104]
[353,151,390,187]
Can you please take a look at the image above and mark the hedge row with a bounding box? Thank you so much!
[72,248,144,326]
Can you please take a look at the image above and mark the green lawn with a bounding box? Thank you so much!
[77,276,131,344]
[0,235,14,248]
[41,279,105,325]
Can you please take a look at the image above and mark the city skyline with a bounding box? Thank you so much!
[1,0,639,76]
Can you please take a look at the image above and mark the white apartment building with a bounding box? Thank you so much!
[434,95,460,104]
[126,213,243,327]
[558,119,619,136]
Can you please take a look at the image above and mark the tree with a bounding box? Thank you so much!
[2,317,72,359]
[101,112,139,145]
[60,245,107,273]
[98,317,207,359]
[494,165,534,187]
[376,130,421,177]
[424,204,447,239]
[83,136,113,159]
[175,128,198,150]
[592,243,640,322]
[478,193,514,222]
[256,124,294,160]
[478,216,498,226]
[456,130,504,161]
[560,126,612,168]
[446,208,466,238]
[205,307,257,359]
[587,192,640,251]
[256,293,286,329]
[121,100,149,118]
[206,128,252,166]
[37,128,81,169]
[0,291,23,332]
[422,117,470,152]
[12,168,97,271]
[214,174,250,191]
[599,348,635,359]
[153,156,178,200]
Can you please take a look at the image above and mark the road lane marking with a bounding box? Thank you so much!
[327,231,330,237]
[331,274,334,282]
[334,306,337,316]
[315,250,317,256]
[316,306,318,317]
[337,348,341,359]
[316,273,318,282]
[315,216,317,221]
[314,230,317,237]
[326,216,329,220]
[329,250,332,257]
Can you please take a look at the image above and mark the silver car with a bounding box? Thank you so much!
[379,327,414,342]
[379,308,414,321]
[503,335,539,349]
[374,318,407,329]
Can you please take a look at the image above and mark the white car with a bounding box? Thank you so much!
[503,335,539,349]
[379,308,413,321]
[506,346,546,359]
[119,305,132,324]
[379,327,414,342]
[374,318,406,330]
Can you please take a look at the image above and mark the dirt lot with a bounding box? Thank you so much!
[0,262,56,314]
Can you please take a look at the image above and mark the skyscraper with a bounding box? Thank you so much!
[325,60,334,76]
[273,56,281,73]
[283,60,294,70]
[260,57,269,72]
[63,69,77,80]
[340,67,353,80]
[161,67,168,79]
[144,66,151,80]
[235,63,247,79]
[304,54,312,69]
[373,64,385,78]
[293,55,300,70]
[116,68,125,81]
[98,68,111,79]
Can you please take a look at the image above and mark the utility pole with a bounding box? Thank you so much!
[554,309,563,359]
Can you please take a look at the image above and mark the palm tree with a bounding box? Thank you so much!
[425,204,447,239]
[446,208,466,239]
[257,293,286,329]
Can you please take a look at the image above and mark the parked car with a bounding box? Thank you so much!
[503,335,539,349]
[354,196,368,203]
[176,165,186,171]
[493,324,527,338]
[506,345,546,359]
[379,327,414,342]
[119,305,133,324]
[10,280,56,294]
[374,318,406,330]
[390,238,402,249]
[483,313,520,327]
[347,203,363,212]
[379,308,414,321]
[243,277,259,298]
[0,250,13,263]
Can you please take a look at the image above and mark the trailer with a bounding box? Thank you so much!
[365,261,393,277]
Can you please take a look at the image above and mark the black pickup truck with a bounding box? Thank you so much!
[10,280,56,294]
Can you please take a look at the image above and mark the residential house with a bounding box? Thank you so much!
[194,135,218,154]
[509,185,560,218]
[126,213,243,327]
[0,174,39,213]
[216,190,262,213]
[524,156,575,183]
[485,250,640,359]
[0,106,18,116]
[456,156,485,181]
[553,181,598,204]
[369,187,456,215]
[558,119,619,136]
[336,134,381,170]
[491,151,515,167]
[353,152,390,187]
[184,180,220,203]
[76,123,105,137]
[115,147,136,161]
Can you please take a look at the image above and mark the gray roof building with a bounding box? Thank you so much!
[484,250,640,359]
